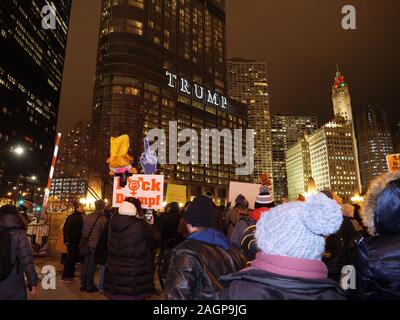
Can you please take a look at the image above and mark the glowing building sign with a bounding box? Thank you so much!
[165,70,228,109]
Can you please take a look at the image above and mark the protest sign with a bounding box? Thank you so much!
[166,184,187,204]
[112,174,164,209]
[387,154,400,173]
[228,181,261,209]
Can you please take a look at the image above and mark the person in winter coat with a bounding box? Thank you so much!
[80,200,107,292]
[0,205,38,300]
[218,193,345,300]
[160,202,183,249]
[165,195,246,300]
[354,172,400,299]
[95,204,115,292]
[320,190,357,282]
[205,192,225,233]
[103,198,160,300]
[230,185,276,261]
[224,194,249,239]
[61,200,84,282]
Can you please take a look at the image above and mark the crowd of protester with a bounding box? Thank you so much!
[1,171,400,300]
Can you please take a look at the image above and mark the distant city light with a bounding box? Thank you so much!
[13,146,25,155]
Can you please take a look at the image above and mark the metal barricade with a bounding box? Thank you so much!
[27,224,50,256]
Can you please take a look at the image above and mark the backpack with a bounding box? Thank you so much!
[239,218,257,261]
[0,228,14,281]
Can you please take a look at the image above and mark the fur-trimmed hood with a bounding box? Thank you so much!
[362,172,400,235]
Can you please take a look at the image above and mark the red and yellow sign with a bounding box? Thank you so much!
[112,175,164,209]
[387,154,400,173]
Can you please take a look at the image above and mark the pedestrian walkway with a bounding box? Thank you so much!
[31,256,164,300]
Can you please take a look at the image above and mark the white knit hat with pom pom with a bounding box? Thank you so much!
[255,193,343,260]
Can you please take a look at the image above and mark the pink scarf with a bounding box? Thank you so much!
[245,252,328,280]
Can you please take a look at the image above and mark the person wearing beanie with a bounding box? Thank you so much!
[218,193,345,300]
[103,197,160,300]
[80,199,107,292]
[224,194,249,239]
[320,190,358,283]
[354,172,400,300]
[165,195,246,300]
[61,200,85,282]
[252,184,276,222]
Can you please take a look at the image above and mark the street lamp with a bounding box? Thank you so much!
[12,146,25,156]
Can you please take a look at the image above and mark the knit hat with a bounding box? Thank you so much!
[255,193,343,260]
[235,194,249,208]
[255,184,274,208]
[183,195,213,228]
[118,201,137,216]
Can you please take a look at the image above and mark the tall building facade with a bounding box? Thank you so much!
[307,121,359,202]
[286,67,361,202]
[55,120,91,179]
[0,1,72,199]
[286,122,359,202]
[332,66,362,192]
[393,121,400,153]
[357,106,394,192]
[91,0,249,202]
[286,138,311,200]
[270,115,318,200]
[227,58,272,184]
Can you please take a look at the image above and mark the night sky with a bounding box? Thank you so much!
[57,0,400,133]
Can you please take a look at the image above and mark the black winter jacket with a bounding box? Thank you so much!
[355,235,400,299]
[103,214,160,298]
[63,210,83,245]
[0,213,38,300]
[218,269,345,300]
[165,230,246,300]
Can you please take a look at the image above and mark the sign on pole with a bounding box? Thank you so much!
[166,184,187,204]
[387,154,400,173]
[112,175,164,209]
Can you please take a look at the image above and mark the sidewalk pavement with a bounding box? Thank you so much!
[31,256,164,300]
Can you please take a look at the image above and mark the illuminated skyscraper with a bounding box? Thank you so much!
[0,0,71,199]
[55,120,92,179]
[357,106,394,192]
[271,115,318,200]
[393,121,400,153]
[91,0,249,202]
[286,138,312,200]
[332,65,362,192]
[286,121,359,202]
[286,67,362,201]
[228,58,272,184]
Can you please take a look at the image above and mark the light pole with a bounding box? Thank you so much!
[1,145,26,204]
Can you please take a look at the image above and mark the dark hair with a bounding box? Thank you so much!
[319,190,334,199]
[124,197,143,216]
[374,178,400,235]
[255,202,276,209]
[166,202,180,215]
[352,204,364,227]
[0,205,27,230]
[73,200,82,211]
[183,201,192,212]
[95,199,106,211]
